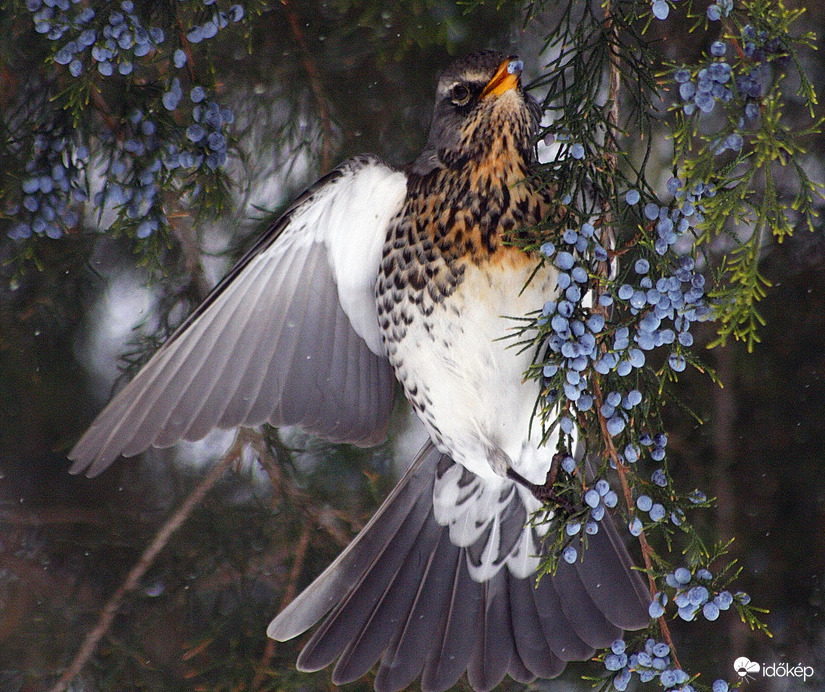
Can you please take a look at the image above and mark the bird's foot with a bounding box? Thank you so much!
[506,454,574,511]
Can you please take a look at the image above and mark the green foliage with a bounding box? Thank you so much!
[516,0,819,687]
[670,0,823,350]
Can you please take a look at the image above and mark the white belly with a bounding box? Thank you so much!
[391,260,558,484]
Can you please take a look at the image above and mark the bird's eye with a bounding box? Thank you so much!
[451,84,471,106]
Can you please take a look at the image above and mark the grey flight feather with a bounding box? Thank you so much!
[69,155,405,476]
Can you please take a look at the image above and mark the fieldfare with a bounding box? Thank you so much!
[70,50,650,691]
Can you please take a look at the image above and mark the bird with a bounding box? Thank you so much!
[69,50,650,691]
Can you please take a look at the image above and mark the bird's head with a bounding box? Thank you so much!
[413,50,542,175]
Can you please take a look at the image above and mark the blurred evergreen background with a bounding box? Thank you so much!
[0,0,823,690]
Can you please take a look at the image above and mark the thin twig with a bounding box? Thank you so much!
[280,0,334,171]
[0,507,107,526]
[48,435,245,692]
[249,431,352,548]
[251,522,312,690]
[602,0,680,667]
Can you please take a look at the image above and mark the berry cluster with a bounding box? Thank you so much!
[617,432,668,467]
[161,78,233,171]
[647,566,750,623]
[735,23,787,121]
[539,183,711,446]
[94,110,165,238]
[30,0,167,79]
[186,97,233,171]
[30,0,95,41]
[673,20,784,134]
[604,638,694,690]
[635,492,668,524]
[741,24,785,63]
[706,0,733,21]
[186,4,244,44]
[7,0,246,242]
[539,221,673,441]
[621,182,712,365]
[631,464,707,536]
[539,222,612,435]
[560,478,619,564]
[674,55,733,117]
[9,133,88,240]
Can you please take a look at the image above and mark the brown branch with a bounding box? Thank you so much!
[251,522,312,690]
[592,378,681,667]
[174,17,199,86]
[280,0,334,171]
[90,88,119,132]
[591,378,657,596]
[249,431,353,548]
[283,523,313,606]
[47,435,244,692]
[0,507,108,526]
[600,0,680,669]
[168,212,211,299]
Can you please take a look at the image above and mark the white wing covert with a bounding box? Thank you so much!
[69,155,407,477]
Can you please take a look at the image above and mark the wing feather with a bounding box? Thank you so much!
[70,155,406,476]
[182,241,311,437]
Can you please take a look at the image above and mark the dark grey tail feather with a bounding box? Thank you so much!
[420,544,481,692]
[530,570,596,661]
[507,646,536,685]
[268,441,651,691]
[468,568,512,691]
[508,572,566,678]
[575,508,652,630]
[374,531,460,691]
[267,442,441,644]
[297,487,433,672]
[552,554,621,649]
[331,506,445,684]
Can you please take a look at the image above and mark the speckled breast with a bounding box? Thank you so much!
[375,163,556,476]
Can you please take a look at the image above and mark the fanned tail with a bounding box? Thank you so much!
[268,441,650,692]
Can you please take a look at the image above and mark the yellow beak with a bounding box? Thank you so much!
[480,57,523,99]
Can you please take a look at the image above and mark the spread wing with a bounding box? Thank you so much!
[70,155,408,477]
